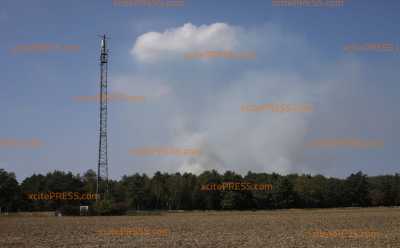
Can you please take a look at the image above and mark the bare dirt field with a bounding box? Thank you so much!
[1,208,400,248]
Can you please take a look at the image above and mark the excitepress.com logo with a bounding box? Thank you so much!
[184,50,256,60]
[113,0,184,7]
[344,43,400,53]
[308,229,380,239]
[305,139,384,149]
[272,0,344,7]
[96,227,170,236]
[27,192,99,201]
[241,103,313,113]
[0,138,42,148]
[73,92,145,103]
[10,44,80,54]
[129,147,200,156]
[201,182,273,191]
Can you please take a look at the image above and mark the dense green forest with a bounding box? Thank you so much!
[1,168,400,214]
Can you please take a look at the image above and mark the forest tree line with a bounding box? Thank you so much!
[1,168,400,214]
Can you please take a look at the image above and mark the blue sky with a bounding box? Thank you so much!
[1,0,399,181]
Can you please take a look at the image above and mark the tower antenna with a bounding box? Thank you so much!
[96,34,110,200]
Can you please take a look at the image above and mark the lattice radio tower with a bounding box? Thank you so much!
[96,34,110,199]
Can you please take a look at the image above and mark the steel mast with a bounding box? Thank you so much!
[96,34,110,199]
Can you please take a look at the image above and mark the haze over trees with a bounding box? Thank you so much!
[1,168,400,214]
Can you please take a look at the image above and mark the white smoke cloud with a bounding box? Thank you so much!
[131,23,240,63]
[170,72,318,175]
[115,22,368,177]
